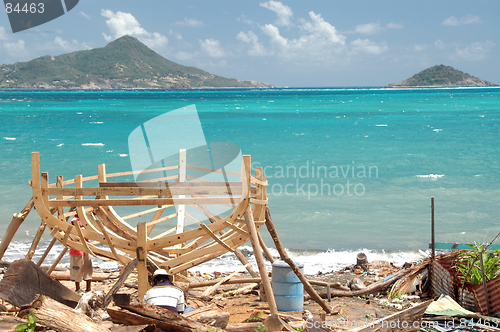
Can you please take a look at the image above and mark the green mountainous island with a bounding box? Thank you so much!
[388,64,497,87]
[0,35,272,89]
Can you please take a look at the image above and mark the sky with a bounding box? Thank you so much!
[0,0,499,87]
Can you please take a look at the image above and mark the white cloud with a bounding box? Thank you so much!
[171,18,204,27]
[0,26,9,41]
[413,44,427,52]
[237,30,267,56]
[350,39,388,55]
[354,22,383,35]
[386,23,403,30]
[200,38,226,57]
[455,41,494,61]
[79,11,91,20]
[434,39,446,50]
[353,21,403,35]
[101,9,167,48]
[262,24,288,48]
[301,11,345,45]
[169,29,182,40]
[443,15,481,26]
[260,1,293,27]
[175,51,196,61]
[3,39,28,58]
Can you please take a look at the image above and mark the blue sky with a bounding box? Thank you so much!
[0,0,498,87]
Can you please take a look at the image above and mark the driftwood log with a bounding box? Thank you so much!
[18,294,109,332]
[313,267,413,299]
[110,294,204,332]
[50,271,120,281]
[0,259,80,308]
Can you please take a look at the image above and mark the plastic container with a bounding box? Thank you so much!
[271,261,304,311]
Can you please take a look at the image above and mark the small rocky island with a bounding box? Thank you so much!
[388,64,497,87]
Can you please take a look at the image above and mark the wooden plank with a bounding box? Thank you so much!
[31,152,40,188]
[186,164,241,176]
[137,222,148,300]
[104,259,138,307]
[47,182,243,195]
[199,223,235,253]
[48,197,239,207]
[0,260,80,308]
[104,164,179,179]
[18,294,109,332]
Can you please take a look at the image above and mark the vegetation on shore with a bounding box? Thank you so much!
[388,64,497,87]
[0,35,272,89]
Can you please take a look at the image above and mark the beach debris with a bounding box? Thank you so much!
[349,299,432,332]
[75,290,108,322]
[389,262,429,299]
[0,259,80,308]
[348,278,367,291]
[18,294,109,332]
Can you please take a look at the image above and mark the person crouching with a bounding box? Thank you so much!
[143,269,194,314]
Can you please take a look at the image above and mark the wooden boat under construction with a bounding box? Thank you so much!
[0,151,269,298]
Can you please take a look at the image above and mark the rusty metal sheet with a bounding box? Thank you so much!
[473,277,500,315]
[432,260,454,298]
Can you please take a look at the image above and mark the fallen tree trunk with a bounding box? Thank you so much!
[0,259,80,308]
[111,294,204,332]
[18,294,109,332]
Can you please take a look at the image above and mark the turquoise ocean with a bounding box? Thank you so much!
[1,87,499,273]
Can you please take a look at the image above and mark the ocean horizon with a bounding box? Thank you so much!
[1,86,499,271]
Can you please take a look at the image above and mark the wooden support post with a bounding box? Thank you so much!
[25,221,46,261]
[137,222,149,299]
[258,232,275,264]
[265,206,333,314]
[244,206,277,315]
[47,247,68,276]
[0,198,34,261]
[37,237,57,266]
[175,149,187,249]
[245,205,295,331]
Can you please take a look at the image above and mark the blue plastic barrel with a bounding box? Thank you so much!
[271,261,304,311]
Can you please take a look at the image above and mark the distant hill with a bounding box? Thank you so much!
[388,65,497,87]
[0,35,272,89]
